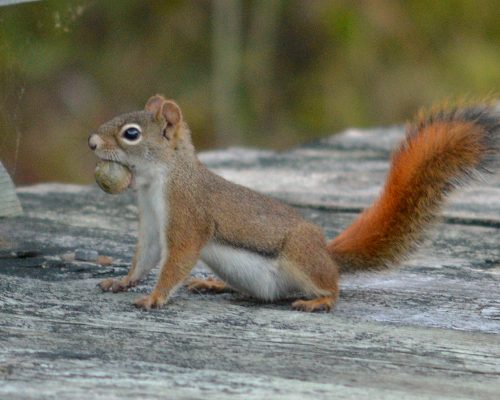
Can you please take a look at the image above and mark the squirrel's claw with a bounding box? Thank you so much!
[133,292,166,310]
[98,278,135,293]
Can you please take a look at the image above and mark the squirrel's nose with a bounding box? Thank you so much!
[88,134,101,151]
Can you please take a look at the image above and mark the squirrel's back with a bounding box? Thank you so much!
[197,164,305,256]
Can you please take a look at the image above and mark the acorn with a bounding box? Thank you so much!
[94,161,132,194]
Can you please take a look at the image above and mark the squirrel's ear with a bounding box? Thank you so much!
[144,95,166,115]
[161,100,183,127]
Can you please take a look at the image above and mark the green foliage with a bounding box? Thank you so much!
[0,0,498,184]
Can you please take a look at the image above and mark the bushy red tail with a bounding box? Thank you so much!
[327,105,500,272]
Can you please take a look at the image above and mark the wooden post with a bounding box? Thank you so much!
[0,161,22,217]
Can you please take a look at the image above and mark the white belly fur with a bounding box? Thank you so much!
[130,166,169,281]
[200,241,301,301]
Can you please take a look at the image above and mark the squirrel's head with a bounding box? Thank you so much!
[88,95,194,174]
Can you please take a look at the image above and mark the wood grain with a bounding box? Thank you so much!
[1,126,499,399]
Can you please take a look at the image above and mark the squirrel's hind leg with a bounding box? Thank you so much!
[281,223,340,312]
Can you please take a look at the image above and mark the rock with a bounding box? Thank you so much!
[60,252,75,262]
[97,255,113,266]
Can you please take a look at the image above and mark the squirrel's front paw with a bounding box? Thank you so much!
[133,292,166,310]
[98,278,135,293]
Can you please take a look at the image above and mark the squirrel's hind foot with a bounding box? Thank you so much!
[291,296,335,312]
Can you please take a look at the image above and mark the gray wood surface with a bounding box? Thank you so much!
[0,161,22,218]
[0,126,499,399]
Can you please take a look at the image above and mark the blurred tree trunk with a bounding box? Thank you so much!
[212,0,243,145]
[246,0,282,134]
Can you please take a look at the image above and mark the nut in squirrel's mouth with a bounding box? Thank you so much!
[95,156,136,190]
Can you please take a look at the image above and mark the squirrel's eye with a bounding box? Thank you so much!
[122,126,141,142]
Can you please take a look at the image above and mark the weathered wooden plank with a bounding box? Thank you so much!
[1,126,499,399]
[0,273,499,400]
[4,186,498,334]
[199,127,500,224]
[0,162,22,218]
[0,187,498,399]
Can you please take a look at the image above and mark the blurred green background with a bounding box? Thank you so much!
[0,0,499,185]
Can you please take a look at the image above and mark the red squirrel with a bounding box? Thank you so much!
[88,95,499,311]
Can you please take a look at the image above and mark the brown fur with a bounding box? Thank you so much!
[91,96,499,312]
[134,158,213,309]
[198,164,304,256]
